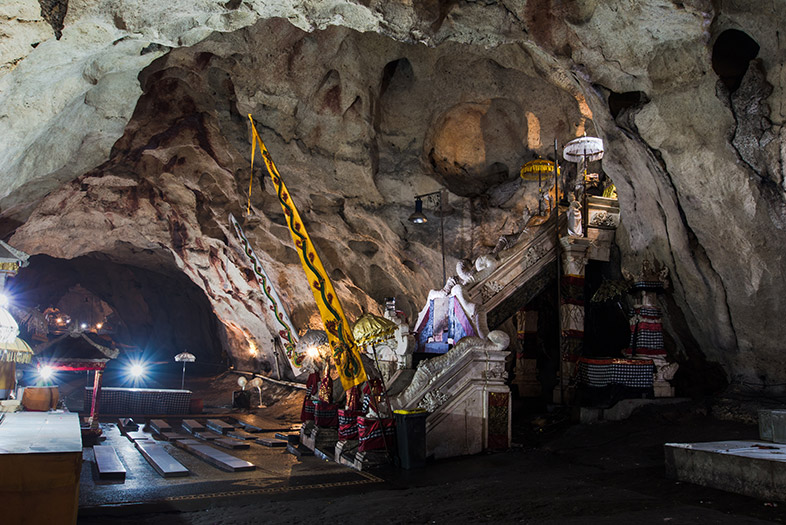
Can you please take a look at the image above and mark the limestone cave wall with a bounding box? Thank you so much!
[1,0,785,389]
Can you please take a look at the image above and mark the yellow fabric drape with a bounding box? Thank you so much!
[248,114,367,390]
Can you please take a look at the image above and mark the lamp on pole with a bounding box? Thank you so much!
[408,189,450,285]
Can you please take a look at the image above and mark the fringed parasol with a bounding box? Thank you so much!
[0,337,34,364]
[175,351,196,362]
[563,136,605,163]
[174,351,196,390]
[520,158,560,181]
[352,313,397,346]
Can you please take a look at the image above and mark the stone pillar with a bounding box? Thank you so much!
[513,306,541,397]
[554,237,592,404]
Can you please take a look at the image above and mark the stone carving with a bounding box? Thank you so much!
[484,363,507,380]
[394,330,510,410]
[589,210,617,228]
[417,389,448,412]
[481,280,504,301]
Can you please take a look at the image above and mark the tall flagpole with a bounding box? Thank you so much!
[554,138,563,405]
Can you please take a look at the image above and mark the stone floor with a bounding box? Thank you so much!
[79,414,381,514]
[76,399,786,524]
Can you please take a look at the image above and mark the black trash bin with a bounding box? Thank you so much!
[394,409,428,469]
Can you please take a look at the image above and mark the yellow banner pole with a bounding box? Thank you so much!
[247,114,367,390]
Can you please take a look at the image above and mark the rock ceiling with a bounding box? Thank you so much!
[1,0,785,387]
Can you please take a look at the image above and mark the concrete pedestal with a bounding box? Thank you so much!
[665,440,786,502]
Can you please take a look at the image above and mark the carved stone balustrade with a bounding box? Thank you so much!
[391,331,510,460]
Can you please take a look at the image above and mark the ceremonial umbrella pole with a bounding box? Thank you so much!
[175,351,196,390]
[352,312,399,457]
[553,139,564,404]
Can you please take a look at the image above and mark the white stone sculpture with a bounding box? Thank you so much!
[567,198,583,237]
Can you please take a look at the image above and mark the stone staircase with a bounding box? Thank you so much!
[391,331,511,460]
[466,214,566,329]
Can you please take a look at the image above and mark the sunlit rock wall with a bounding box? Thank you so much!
[1,0,785,388]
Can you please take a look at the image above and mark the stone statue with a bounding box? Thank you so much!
[567,197,582,237]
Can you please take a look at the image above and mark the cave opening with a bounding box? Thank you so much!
[7,254,225,388]
[712,28,760,92]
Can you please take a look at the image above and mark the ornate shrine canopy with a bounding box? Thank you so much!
[35,332,119,371]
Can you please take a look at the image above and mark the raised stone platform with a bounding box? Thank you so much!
[665,440,786,502]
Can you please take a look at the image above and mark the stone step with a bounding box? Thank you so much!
[665,440,786,502]
[174,439,255,472]
[181,419,206,433]
[148,419,172,434]
[93,445,126,481]
[135,441,189,478]
[206,419,234,435]
[759,410,786,443]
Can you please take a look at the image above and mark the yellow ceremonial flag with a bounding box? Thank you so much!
[247,114,367,390]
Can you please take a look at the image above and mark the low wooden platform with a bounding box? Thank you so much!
[135,441,189,478]
[148,419,172,434]
[193,429,220,441]
[213,437,251,450]
[257,438,287,448]
[227,428,257,440]
[206,419,234,435]
[159,431,190,441]
[93,445,126,481]
[181,419,206,433]
[174,439,255,472]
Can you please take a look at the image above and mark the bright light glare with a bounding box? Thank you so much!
[129,364,145,378]
[80,323,88,330]
[39,365,54,380]
[0,293,9,307]
[306,346,320,359]
[248,340,258,357]
[96,323,103,330]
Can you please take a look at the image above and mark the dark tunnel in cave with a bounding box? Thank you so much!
[6,254,226,384]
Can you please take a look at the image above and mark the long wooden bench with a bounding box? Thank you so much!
[174,439,255,472]
[93,445,126,481]
[135,441,189,478]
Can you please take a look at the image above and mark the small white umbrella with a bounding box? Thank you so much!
[174,351,196,389]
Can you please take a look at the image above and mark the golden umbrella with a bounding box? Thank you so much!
[0,337,34,364]
[519,158,560,181]
[352,313,397,346]
[0,337,34,398]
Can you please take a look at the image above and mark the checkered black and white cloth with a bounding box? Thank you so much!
[577,358,654,388]
[84,387,191,415]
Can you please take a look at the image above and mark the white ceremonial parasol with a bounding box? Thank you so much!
[174,351,196,389]
[563,136,605,163]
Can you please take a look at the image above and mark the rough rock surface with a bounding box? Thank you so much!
[1,1,785,388]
